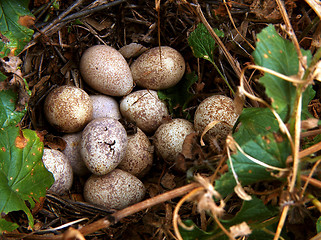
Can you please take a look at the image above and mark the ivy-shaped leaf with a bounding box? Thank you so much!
[252,24,314,120]
[0,0,34,57]
[0,127,54,230]
[188,23,223,64]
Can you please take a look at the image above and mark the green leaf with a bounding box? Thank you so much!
[0,72,26,128]
[188,23,223,64]
[0,218,19,232]
[221,197,277,227]
[233,108,280,145]
[158,72,197,118]
[317,216,321,233]
[180,198,278,240]
[216,131,290,197]
[0,0,34,57]
[0,126,54,230]
[252,24,314,120]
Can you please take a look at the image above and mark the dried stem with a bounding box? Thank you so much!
[300,160,321,197]
[173,187,204,240]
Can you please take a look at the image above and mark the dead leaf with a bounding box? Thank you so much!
[119,43,148,58]
[18,15,35,28]
[63,227,86,240]
[301,118,319,130]
[161,172,176,189]
[44,134,67,151]
[15,131,28,149]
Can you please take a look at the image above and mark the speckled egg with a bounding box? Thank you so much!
[153,119,195,163]
[80,118,128,175]
[90,95,121,120]
[42,148,73,195]
[84,169,146,210]
[120,90,169,134]
[62,132,90,176]
[118,128,153,177]
[44,86,93,133]
[80,45,133,96]
[194,95,239,142]
[130,46,185,90]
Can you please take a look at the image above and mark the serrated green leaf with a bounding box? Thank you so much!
[158,72,197,118]
[0,218,19,232]
[0,72,26,127]
[216,131,290,197]
[252,24,314,119]
[0,126,54,230]
[188,23,223,64]
[233,108,280,145]
[0,0,34,57]
[221,197,277,227]
[180,197,277,240]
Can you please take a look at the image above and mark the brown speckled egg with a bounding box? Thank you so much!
[42,148,73,195]
[44,86,93,133]
[120,90,169,134]
[62,132,90,176]
[90,95,121,120]
[118,128,153,178]
[80,118,128,175]
[84,169,145,210]
[194,95,239,142]
[80,45,133,96]
[153,119,195,163]
[130,46,185,90]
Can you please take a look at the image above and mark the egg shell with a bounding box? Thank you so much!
[44,86,93,133]
[62,132,90,176]
[130,46,185,90]
[80,118,128,175]
[90,95,121,120]
[80,45,133,96]
[84,169,145,210]
[118,128,153,177]
[194,95,239,141]
[120,90,169,134]
[42,149,73,195]
[153,119,195,163]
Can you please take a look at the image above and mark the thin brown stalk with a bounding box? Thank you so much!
[287,140,321,163]
[301,174,321,189]
[222,0,255,51]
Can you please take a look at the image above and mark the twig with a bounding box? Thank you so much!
[287,140,321,163]
[60,0,128,22]
[33,0,86,39]
[79,182,199,237]
[3,183,199,239]
[301,175,321,189]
